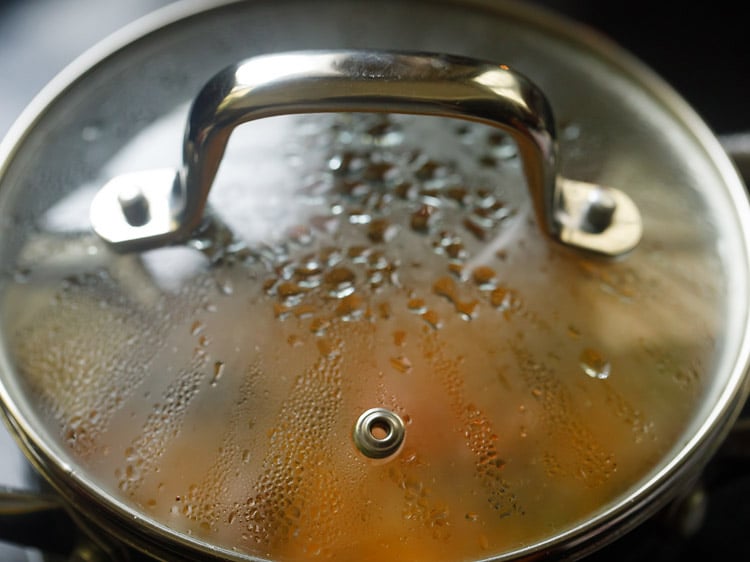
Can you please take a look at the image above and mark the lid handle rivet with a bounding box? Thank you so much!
[117,185,151,227]
[353,408,405,459]
[581,186,617,234]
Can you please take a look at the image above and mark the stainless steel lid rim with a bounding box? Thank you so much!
[0,0,748,561]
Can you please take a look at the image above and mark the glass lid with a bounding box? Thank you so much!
[0,1,748,561]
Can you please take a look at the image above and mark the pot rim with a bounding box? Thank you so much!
[1,0,749,560]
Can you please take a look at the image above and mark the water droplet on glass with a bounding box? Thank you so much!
[327,153,347,173]
[421,309,442,329]
[455,122,480,145]
[390,355,413,374]
[463,215,491,241]
[316,337,339,358]
[407,298,427,314]
[277,281,306,305]
[456,300,479,321]
[348,210,372,225]
[211,361,225,386]
[487,132,518,160]
[287,334,304,347]
[320,247,344,267]
[472,266,496,289]
[365,120,405,146]
[410,204,437,233]
[343,246,368,264]
[489,286,517,311]
[335,294,365,321]
[433,276,458,304]
[363,160,396,183]
[309,318,330,336]
[580,348,611,380]
[190,321,206,336]
[324,266,356,298]
[217,278,234,296]
[368,218,398,243]
[414,158,447,181]
[446,242,468,261]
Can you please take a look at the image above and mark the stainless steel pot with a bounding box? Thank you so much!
[1,1,749,561]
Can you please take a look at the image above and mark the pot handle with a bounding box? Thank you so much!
[90,50,641,256]
[0,487,124,561]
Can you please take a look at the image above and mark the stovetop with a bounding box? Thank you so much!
[0,1,748,560]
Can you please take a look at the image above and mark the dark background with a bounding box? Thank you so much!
[0,0,748,136]
[532,0,749,134]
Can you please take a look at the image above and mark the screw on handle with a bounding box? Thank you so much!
[90,50,641,256]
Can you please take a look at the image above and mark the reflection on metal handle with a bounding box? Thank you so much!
[90,50,641,256]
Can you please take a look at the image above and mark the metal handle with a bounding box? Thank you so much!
[90,50,641,256]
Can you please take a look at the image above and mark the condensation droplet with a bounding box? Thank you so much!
[410,204,437,233]
[487,131,518,159]
[463,216,490,240]
[309,317,330,336]
[456,300,479,321]
[324,267,356,299]
[316,337,339,358]
[472,266,496,289]
[211,361,225,386]
[287,334,304,347]
[433,276,458,304]
[343,247,367,265]
[393,330,407,347]
[277,281,306,304]
[421,309,442,329]
[407,298,427,314]
[217,278,234,296]
[368,218,398,243]
[348,209,372,225]
[390,355,413,374]
[489,286,518,311]
[580,348,611,380]
[335,294,365,320]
